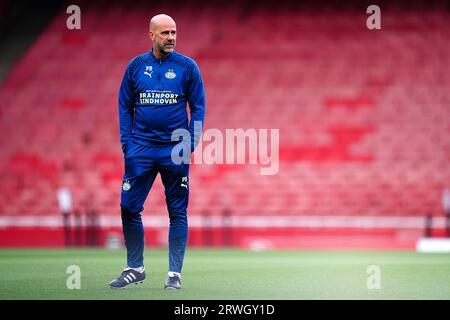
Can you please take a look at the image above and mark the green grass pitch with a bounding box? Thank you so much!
[0,248,449,299]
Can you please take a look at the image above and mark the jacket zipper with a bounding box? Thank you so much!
[158,59,162,82]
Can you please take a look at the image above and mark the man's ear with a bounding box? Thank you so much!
[148,30,154,40]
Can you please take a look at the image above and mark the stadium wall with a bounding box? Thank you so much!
[0,216,447,249]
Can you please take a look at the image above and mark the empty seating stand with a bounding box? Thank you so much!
[0,2,448,228]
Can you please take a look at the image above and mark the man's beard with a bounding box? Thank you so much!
[158,42,175,55]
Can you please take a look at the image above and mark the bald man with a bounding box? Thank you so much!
[109,14,205,289]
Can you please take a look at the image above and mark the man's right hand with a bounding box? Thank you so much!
[121,144,128,155]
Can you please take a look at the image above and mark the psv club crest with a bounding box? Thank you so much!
[122,180,131,191]
[165,69,176,79]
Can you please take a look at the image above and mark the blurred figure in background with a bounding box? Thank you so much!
[57,187,72,247]
[442,189,450,237]
[85,193,100,247]
[73,206,83,247]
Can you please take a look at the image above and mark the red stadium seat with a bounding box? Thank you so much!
[0,5,448,222]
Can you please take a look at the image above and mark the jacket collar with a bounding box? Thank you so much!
[149,48,173,62]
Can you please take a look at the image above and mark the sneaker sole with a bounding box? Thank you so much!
[109,280,145,289]
[164,286,181,290]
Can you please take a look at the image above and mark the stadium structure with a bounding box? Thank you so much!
[0,0,449,251]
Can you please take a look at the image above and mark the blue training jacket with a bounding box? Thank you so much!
[118,49,205,152]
